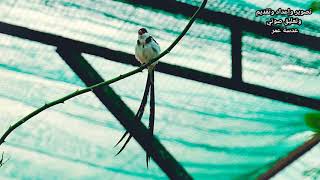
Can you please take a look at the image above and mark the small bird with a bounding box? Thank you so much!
[114,28,160,167]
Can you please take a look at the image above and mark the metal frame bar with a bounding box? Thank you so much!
[1,0,320,177]
[0,22,319,111]
[119,0,320,51]
[56,47,192,179]
[231,24,242,82]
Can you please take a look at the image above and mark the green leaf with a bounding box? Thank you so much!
[310,1,320,12]
[304,112,320,132]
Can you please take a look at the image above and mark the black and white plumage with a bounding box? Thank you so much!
[135,28,160,67]
[115,28,160,167]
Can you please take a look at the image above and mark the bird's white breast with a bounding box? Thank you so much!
[135,38,160,66]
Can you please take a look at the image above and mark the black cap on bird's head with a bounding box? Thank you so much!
[138,28,148,35]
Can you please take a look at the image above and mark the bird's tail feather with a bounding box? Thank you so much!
[146,69,155,168]
[114,67,156,168]
[114,73,151,155]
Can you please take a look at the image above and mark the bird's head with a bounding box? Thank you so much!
[138,28,148,35]
[138,28,150,41]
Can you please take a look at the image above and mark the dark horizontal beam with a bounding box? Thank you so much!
[56,48,192,179]
[0,21,127,60]
[0,22,319,111]
[157,63,320,111]
[119,0,320,52]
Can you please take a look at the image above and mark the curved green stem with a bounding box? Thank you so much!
[0,0,207,146]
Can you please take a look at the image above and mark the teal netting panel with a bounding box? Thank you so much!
[178,0,320,37]
[242,33,320,99]
[0,0,319,179]
[0,34,166,179]
[0,0,232,78]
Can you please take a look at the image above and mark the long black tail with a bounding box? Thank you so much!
[146,69,155,168]
[114,73,151,155]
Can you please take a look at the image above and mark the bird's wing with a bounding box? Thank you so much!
[151,37,159,45]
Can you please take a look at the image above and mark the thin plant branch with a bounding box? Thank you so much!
[0,152,9,167]
[0,0,207,147]
[258,134,320,180]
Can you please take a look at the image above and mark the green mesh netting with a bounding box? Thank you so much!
[0,0,319,179]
